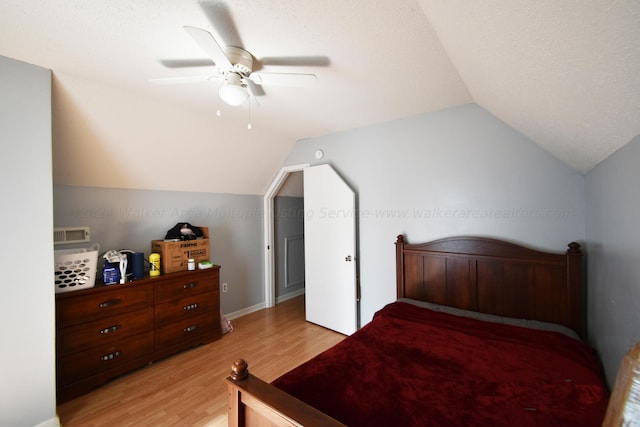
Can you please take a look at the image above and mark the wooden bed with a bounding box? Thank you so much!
[226,234,609,426]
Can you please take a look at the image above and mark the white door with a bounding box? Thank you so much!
[303,164,358,335]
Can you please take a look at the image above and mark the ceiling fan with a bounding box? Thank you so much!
[150,26,319,107]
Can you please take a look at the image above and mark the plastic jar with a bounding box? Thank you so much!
[149,253,161,277]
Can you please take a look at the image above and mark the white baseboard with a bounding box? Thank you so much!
[224,289,305,320]
[36,415,61,427]
[225,302,265,320]
[276,288,305,304]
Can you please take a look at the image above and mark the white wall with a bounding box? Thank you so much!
[0,56,59,426]
[586,135,640,386]
[285,104,586,325]
[51,72,293,195]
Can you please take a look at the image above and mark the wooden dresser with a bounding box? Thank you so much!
[56,267,221,403]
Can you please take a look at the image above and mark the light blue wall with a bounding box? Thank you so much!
[586,135,640,387]
[53,186,264,314]
[0,56,58,427]
[274,196,305,299]
[285,104,586,327]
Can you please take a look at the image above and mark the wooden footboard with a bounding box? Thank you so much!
[226,359,346,427]
[603,341,640,426]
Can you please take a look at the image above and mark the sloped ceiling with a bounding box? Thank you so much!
[0,0,638,194]
[419,0,640,172]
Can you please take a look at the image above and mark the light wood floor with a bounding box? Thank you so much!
[56,296,344,427]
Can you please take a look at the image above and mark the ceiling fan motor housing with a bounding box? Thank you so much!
[225,72,243,85]
[224,46,253,76]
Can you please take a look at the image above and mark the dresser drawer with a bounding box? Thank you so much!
[155,292,218,327]
[155,312,219,350]
[154,269,219,304]
[57,284,153,327]
[57,307,154,356]
[55,267,221,402]
[57,331,154,385]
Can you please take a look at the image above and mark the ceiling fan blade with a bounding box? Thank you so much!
[183,26,232,69]
[199,2,243,48]
[148,75,220,85]
[159,58,215,68]
[249,72,317,88]
[259,56,330,67]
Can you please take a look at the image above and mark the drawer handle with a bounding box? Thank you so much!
[183,303,199,311]
[183,282,198,289]
[99,299,121,308]
[183,325,197,333]
[100,351,120,361]
[99,325,121,334]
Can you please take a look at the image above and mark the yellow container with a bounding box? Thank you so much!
[149,253,160,277]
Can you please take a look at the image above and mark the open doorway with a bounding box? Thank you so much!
[264,163,358,335]
[273,171,305,303]
[263,164,309,308]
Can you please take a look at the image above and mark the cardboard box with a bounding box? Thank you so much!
[151,227,210,274]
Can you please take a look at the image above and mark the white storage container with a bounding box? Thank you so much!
[54,244,100,293]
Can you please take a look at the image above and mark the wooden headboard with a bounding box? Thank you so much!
[395,235,585,338]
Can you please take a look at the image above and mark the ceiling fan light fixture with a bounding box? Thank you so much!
[219,73,249,106]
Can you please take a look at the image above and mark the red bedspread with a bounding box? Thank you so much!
[271,302,609,426]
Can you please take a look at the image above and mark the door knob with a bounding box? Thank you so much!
[345,255,352,262]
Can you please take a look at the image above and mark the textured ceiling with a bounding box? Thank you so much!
[419,0,640,172]
[0,0,638,193]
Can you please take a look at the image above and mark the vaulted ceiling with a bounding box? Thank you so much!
[1,0,638,194]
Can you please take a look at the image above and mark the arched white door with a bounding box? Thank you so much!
[303,164,358,335]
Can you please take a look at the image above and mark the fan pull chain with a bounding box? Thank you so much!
[216,81,223,117]
[247,99,252,130]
